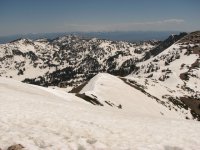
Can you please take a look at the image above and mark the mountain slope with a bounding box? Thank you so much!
[1,77,200,150]
[75,73,184,118]
[128,31,200,120]
[143,32,187,60]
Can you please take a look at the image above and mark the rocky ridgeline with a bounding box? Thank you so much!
[129,31,200,120]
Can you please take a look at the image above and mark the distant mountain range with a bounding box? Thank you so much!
[0,31,182,44]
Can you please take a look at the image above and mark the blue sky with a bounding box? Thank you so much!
[0,0,199,36]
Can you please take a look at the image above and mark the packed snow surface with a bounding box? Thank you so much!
[0,76,200,150]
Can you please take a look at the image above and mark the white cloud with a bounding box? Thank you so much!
[60,19,185,32]
[163,19,185,23]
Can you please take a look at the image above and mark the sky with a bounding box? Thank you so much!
[0,0,199,36]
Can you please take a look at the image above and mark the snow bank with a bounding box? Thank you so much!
[0,77,200,150]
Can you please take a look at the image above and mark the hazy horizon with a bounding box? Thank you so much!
[0,30,185,44]
[0,0,199,36]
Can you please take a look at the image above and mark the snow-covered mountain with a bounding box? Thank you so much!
[0,35,158,88]
[126,31,200,120]
[71,31,200,121]
[1,75,200,150]
[0,31,200,121]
